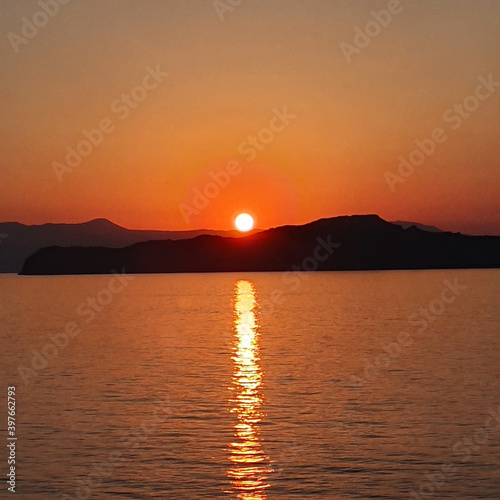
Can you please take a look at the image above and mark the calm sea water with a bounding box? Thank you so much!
[1,269,499,499]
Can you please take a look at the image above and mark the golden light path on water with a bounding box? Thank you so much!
[227,280,272,499]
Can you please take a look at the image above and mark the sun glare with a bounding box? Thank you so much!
[235,213,254,233]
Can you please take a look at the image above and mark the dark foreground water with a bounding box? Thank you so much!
[1,269,499,499]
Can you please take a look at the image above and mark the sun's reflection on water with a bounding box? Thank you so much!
[227,280,271,499]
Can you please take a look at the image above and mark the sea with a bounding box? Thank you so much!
[1,269,499,499]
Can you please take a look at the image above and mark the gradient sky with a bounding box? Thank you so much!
[1,0,499,234]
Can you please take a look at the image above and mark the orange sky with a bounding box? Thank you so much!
[1,0,499,234]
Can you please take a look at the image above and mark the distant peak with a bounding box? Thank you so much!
[316,214,389,225]
[85,218,120,227]
[333,214,387,222]
[392,221,442,233]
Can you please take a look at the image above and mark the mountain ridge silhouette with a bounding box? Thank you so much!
[0,218,254,273]
[19,215,500,275]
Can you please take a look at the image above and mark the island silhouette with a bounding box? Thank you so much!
[0,218,254,273]
[17,215,500,275]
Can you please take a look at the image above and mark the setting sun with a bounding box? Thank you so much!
[235,213,254,233]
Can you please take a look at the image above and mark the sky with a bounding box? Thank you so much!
[0,0,499,234]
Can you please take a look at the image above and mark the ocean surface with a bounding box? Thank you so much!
[1,269,500,499]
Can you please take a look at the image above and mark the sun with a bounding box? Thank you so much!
[234,213,254,232]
